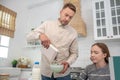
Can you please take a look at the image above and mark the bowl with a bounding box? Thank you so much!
[50,64,64,73]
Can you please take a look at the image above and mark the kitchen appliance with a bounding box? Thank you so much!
[70,67,84,80]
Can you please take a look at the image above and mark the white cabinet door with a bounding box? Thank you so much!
[109,0,120,39]
[10,77,20,80]
[20,70,32,80]
[92,0,120,40]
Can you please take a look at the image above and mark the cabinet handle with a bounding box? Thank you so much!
[107,36,109,38]
[111,36,113,38]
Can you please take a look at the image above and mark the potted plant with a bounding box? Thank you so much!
[11,59,18,67]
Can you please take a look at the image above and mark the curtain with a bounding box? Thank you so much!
[0,4,17,38]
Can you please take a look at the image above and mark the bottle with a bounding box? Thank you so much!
[32,61,41,80]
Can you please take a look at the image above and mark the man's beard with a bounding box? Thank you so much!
[59,18,69,26]
[61,21,69,26]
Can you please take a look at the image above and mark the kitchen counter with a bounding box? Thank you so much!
[20,68,32,80]
[21,68,32,71]
[70,67,84,72]
[0,67,21,80]
[20,67,84,80]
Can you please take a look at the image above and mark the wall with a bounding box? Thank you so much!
[0,0,120,68]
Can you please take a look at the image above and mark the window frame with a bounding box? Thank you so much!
[0,35,10,58]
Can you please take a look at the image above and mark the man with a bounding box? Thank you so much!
[27,3,78,80]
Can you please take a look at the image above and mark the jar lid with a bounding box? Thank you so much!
[34,61,39,64]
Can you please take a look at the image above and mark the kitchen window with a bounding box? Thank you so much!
[0,35,10,58]
[0,4,16,58]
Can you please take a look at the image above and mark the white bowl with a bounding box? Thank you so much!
[50,64,64,73]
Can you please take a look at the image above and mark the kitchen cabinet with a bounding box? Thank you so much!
[19,68,32,80]
[92,0,120,40]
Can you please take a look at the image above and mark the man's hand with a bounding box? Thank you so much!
[39,33,50,49]
[60,61,69,74]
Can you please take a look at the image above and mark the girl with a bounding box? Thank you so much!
[79,43,110,80]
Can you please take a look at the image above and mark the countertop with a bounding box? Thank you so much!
[21,68,32,71]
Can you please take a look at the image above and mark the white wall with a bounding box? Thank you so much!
[0,0,120,68]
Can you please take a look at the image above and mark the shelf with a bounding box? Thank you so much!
[24,45,41,48]
[25,40,41,48]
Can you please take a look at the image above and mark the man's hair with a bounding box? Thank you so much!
[62,3,76,13]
